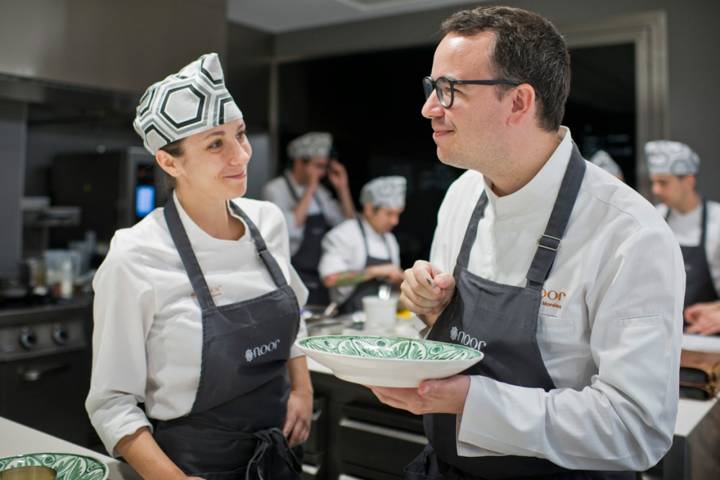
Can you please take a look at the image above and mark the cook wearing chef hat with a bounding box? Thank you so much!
[647,140,720,330]
[263,132,355,306]
[589,149,624,181]
[319,176,406,313]
[87,53,311,479]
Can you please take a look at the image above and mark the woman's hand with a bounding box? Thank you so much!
[327,160,349,191]
[283,388,313,447]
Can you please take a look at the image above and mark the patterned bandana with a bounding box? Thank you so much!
[133,53,243,154]
[589,150,623,178]
[645,140,700,176]
[360,176,407,209]
[287,132,333,159]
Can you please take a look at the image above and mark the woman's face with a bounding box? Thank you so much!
[170,119,251,200]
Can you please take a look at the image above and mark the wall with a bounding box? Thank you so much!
[271,0,720,198]
[0,100,27,278]
[0,0,228,93]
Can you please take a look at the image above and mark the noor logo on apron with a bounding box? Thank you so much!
[449,325,487,351]
[245,338,282,362]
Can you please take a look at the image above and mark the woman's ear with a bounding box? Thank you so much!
[506,83,536,126]
[155,149,182,179]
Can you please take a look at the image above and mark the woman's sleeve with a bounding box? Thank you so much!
[85,237,156,456]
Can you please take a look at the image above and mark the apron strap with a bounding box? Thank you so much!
[701,197,708,247]
[356,216,392,262]
[246,427,302,480]
[455,191,489,269]
[665,198,708,246]
[526,144,587,288]
[229,201,289,289]
[284,172,325,214]
[163,196,217,311]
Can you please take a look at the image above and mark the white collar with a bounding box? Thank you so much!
[484,127,573,219]
[171,191,248,246]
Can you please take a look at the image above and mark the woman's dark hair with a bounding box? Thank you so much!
[441,6,571,132]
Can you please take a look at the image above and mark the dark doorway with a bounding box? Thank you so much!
[278,45,459,266]
[565,43,636,186]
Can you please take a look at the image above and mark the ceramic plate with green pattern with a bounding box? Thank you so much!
[296,335,484,387]
[0,453,108,480]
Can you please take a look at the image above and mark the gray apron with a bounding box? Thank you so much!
[665,199,719,310]
[284,174,330,305]
[338,217,394,314]
[153,197,302,480]
[407,146,634,480]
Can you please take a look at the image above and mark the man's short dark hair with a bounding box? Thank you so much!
[441,6,571,131]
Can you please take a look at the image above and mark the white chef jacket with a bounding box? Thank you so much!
[86,193,308,456]
[318,217,401,304]
[430,128,684,471]
[262,172,347,256]
[656,201,720,295]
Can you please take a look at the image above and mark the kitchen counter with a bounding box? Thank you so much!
[0,417,140,480]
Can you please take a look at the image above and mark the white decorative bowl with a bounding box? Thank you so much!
[0,453,108,480]
[296,335,484,387]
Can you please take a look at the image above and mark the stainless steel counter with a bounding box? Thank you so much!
[0,417,140,480]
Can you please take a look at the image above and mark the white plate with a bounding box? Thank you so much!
[296,335,484,387]
[0,453,108,480]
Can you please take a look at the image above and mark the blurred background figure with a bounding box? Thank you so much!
[263,132,355,305]
[589,149,624,181]
[647,140,720,323]
[319,176,405,313]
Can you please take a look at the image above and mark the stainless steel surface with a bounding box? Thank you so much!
[339,418,427,445]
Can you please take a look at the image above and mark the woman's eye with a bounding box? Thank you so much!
[208,140,222,150]
[237,131,246,140]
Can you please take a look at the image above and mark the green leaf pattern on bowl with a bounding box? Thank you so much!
[301,336,481,360]
[0,453,107,480]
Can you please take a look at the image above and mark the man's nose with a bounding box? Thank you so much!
[421,90,443,119]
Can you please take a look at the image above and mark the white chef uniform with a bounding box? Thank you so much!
[85,193,308,455]
[319,217,401,304]
[429,127,684,470]
[656,202,720,294]
[263,173,346,256]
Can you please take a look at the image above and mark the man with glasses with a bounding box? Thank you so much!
[263,132,355,305]
[369,6,683,479]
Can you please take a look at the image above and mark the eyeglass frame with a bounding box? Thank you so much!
[423,75,521,108]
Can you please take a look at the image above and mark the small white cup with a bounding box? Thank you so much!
[362,296,398,332]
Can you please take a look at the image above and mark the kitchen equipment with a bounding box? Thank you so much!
[0,466,56,480]
[0,454,107,480]
[0,301,95,448]
[362,296,397,332]
[296,335,484,387]
[50,147,162,245]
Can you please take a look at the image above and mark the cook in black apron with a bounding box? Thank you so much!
[283,174,331,306]
[406,146,634,480]
[338,217,394,314]
[665,199,719,310]
[152,197,302,480]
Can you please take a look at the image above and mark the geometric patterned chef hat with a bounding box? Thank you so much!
[287,132,333,160]
[360,176,407,209]
[645,140,700,176]
[133,53,243,154]
[589,150,623,179]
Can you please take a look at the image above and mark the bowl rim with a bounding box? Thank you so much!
[296,334,484,363]
[0,452,108,479]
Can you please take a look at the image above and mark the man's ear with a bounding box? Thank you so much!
[155,149,182,179]
[506,83,536,127]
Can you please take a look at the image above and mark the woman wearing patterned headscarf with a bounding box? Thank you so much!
[86,53,311,480]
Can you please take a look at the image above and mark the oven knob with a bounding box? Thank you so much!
[52,325,69,345]
[19,328,37,350]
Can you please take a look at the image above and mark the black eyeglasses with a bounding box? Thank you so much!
[423,75,521,108]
